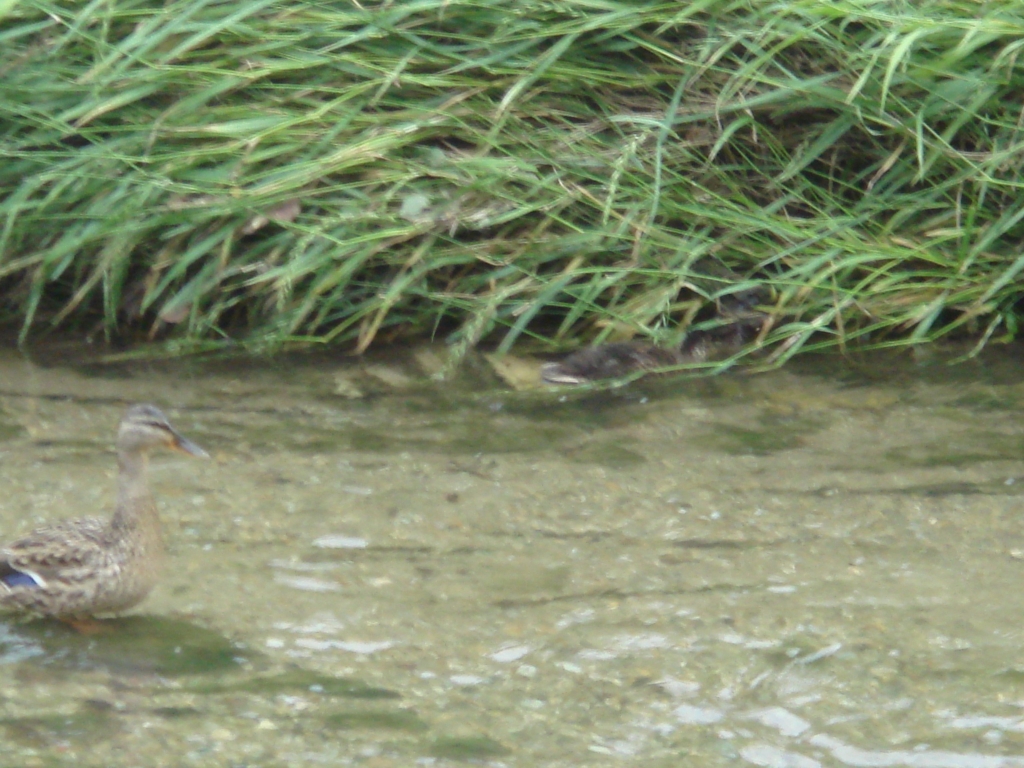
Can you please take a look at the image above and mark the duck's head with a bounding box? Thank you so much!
[116,404,208,457]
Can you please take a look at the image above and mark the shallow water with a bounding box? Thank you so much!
[1,342,1024,766]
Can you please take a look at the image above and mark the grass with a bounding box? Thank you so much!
[2,0,1024,367]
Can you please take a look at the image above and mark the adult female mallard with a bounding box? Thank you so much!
[0,404,207,620]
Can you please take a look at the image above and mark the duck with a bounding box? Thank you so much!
[541,341,686,385]
[0,404,207,621]
[542,303,768,386]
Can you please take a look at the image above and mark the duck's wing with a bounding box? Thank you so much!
[0,518,110,588]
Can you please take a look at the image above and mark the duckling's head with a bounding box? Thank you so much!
[117,404,208,457]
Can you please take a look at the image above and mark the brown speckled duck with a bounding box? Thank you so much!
[0,405,206,620]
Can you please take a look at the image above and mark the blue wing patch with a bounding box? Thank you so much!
[1,571,42,588]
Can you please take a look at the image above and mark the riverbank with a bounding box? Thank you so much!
[3,0,1022,366]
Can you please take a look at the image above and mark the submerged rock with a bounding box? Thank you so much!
[484,352,545,390]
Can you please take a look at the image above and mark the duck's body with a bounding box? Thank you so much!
[541,342,685,385]
[0,405,205,619]
[542,309,768,386]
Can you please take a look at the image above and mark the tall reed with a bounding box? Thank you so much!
[3,0,1023,363]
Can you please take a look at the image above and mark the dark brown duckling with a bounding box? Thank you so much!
[542,277,771,385]
[541,342,685,385]
[541,313,766,386]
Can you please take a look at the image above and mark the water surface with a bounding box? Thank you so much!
[0,342,1023,766]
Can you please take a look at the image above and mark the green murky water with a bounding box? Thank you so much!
[1,342,1024,766]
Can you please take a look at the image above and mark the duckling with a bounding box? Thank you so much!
[542,308,767,386]
[541,342,685,385]
[0,405,207,620]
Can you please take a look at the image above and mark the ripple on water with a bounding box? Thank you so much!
[312,534,369,549]
[488,643,531,663]
[740,744,821,768]
[673,704,725,725]
[273,574,342,592]
[293,638,395,654]
[746,707,811,737]
[807,733,1024,768]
